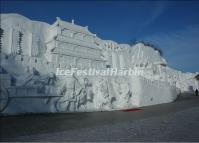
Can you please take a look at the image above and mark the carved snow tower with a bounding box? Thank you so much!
[0,14,198,115]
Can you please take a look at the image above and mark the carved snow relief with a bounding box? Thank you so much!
[0,14,198,115]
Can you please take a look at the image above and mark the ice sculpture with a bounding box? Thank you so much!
[0,14,198,115]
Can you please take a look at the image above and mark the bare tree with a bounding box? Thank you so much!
[129,39,163,56]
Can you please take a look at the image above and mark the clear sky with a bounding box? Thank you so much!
[1,0,199,72]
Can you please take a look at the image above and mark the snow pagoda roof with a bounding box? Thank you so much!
[51,17,94,36]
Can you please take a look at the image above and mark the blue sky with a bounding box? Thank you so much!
[1,0,199,72]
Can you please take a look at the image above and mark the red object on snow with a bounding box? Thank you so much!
[122,108,142,112]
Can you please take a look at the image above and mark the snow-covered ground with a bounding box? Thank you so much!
[1,95,199,142]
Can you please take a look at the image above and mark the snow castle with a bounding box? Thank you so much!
[0,14,198,115]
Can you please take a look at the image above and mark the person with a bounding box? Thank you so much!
[195,89,198,96]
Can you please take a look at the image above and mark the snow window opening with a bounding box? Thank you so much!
[106,65,111,68]
[5,55,8,60]
[17,32,23,55]
[11,76,16,86]
[0,28,4,53]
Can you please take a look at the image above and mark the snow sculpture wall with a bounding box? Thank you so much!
[0,14,198,115]
[131,76,178,107]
